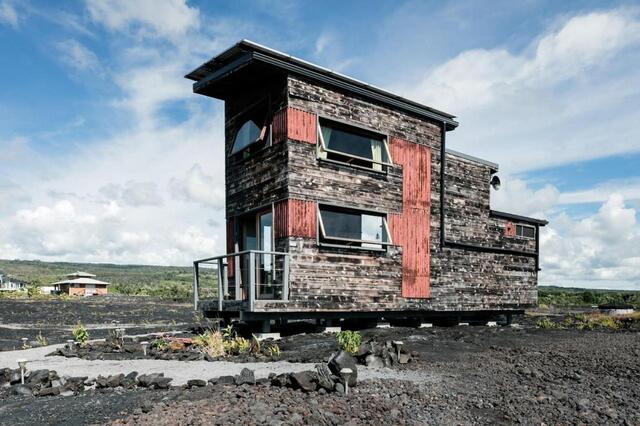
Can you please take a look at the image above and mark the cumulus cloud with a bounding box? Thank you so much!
[86,0,199,42]
[541,194,640,289]
[169,164,224,209]
[397,8,640,173]
[0,1,18,28]
[491,176,560,219]
[54,39,100,71]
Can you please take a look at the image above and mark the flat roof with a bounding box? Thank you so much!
[446,149,499,172]
[186,40,459,130]
[52,278,109,286]
[490,210,548,226]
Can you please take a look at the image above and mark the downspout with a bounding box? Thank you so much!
[439,121,446,250]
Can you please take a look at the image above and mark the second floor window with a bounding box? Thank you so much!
[317,118,392,172]
[318,205,392,250]
[230,104,270,156]
[516,224,536,239]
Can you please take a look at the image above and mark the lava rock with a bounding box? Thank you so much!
[398,353,411,364]
[0,368,11,386]
[328,351,357,387]
[187,379,207,388]
[136,373,164,388]
[315,364,335,391]
[290,371,317,392]
[12,384,33,397]
[270,373,291,388]
[235,368,255,386]
[107,373,124,388]
[37,386,60,397]
[95,375,110,389]
[215,376,235,385]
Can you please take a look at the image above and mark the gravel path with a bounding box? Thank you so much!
[0,345,437,386]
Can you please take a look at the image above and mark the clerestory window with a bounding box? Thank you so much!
[318,205,392,250]
[230,105,270,156]
[317,118,392,172]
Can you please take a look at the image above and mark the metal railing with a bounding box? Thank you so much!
[193,250,290,312]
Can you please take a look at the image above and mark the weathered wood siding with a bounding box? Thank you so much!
[223,75,540,313]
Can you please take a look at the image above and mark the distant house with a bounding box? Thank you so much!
[52,271,109,296]
[0,271,27,291]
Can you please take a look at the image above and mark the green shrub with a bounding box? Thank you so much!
[536,317,560,329]
[337,330,362,354]
[151,338,169,351]
[72,321,89,345]
[36,332,48,347]
[193,331,225,357]
[266,344,281,357]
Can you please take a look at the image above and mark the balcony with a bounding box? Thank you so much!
[193,250,290,312]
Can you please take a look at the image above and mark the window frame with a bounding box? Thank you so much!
[228,99,273,158]
[516,224,536,239]
[317,203,393,251]
[316,117,393,173]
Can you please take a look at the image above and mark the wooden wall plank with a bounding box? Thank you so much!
[274,199,317,238]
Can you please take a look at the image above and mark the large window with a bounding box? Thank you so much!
[317,118,392,171]
[516,224,535,239]
[318,205,391,249]
[230,105,270,156]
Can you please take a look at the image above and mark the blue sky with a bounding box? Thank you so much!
[1,0,639,289]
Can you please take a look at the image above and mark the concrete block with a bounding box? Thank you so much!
[419,323,433,328]
[254,333,281,341]
[376,322,391,329]
[323,327,342,333]
[487,321,497,327]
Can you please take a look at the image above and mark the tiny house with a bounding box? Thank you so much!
[188,41,547,330]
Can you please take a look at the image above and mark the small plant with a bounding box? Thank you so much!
[36,332,48,347]
[224,336,250,354]
[536,317,560,329]
[337,330,362,355]
[266,344,281,357]
[72,321,89,346]
[249,334,261,354]
[168,340,185,351]
[193,331,225,357]
[222,324,235,339]
[151,338,169,351]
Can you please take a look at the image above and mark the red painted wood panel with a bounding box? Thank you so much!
[272,107,317,145]
[226,218,235,277]
[504,221,516,237]
[389,138,431,298]
[274,199,317,238]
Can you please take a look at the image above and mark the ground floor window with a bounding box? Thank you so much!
[318,205,391,249]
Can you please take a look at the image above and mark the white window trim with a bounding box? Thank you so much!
[317,121,394,169]
[317,204,393,248]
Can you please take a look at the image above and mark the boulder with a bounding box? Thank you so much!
[125,371,139,380]
[151,377,173,389]
[95,375,109,389]
[107,373,125,388]
[0,368,11,386]
[290,371,317,392]
[234,368,255,386]
[398,353,411,364]
[9,369,22,385]
[187,379,207,388]
[136,373,164,388]
[215,375,235,385]
[37,386,60,397]
[365,354,384,368]
[270,373,291,388]
[328,351,357,387]
[63,376,87,393]
[315,364,335,391]
[12,384,33,397]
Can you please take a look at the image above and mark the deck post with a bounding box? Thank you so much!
[192,261,199,311]
[222,260,229,297]
[234,254,241,301]
[282,254,290,302]
[217,258,224,312]
[248,251,256,312]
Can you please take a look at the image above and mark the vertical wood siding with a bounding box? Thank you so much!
[226,218,235,277]
[274,199,317,238]
[389,137,431,298]
[272,107,317,145]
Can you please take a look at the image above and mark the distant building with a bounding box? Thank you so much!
[52,271,109,296]
[0,271,27,291]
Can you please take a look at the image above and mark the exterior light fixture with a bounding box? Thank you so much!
[66,340,75,350]
[17,359,27,384]
[490,175,501,190]
[340,368,353,395]
[393,341,404,360]
[141,341,149,356]
[20,338,28,349]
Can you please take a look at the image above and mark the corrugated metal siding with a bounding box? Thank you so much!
[272,107,287,144]
[389,137,431,298]
[274,199,317,238]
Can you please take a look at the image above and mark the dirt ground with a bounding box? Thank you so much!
[1,312,639,425]
[0,296,194,351]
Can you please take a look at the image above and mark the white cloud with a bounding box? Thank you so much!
[397,8,640,173]
[99,181,163,207]
[86,0,199,42]
[54,39,100,71]
[491,176,559,219]
[558,178,640,205]
[541,194,640,289]
[0,1,18,28]
[169,164,224,208]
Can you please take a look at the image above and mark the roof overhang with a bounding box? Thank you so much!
[186,40,459,131]
[490,210,548,226]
